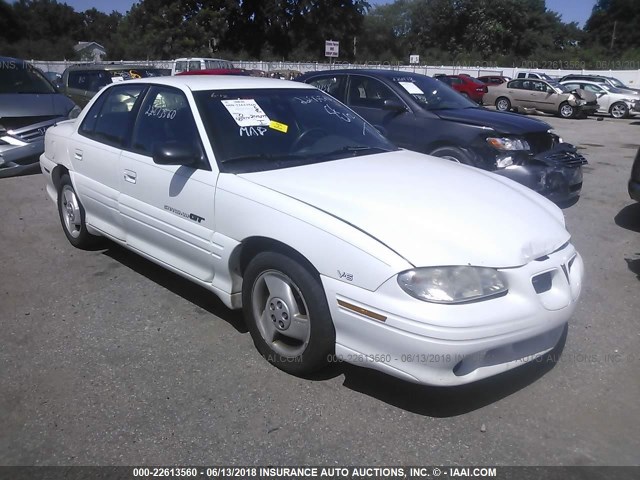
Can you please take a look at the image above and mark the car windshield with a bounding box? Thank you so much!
[194,88,397,173]
[467,76,486,85]
[0,62,56,94]
[608,77,627,88]
[549,82,572,93]
[388,74,478,110]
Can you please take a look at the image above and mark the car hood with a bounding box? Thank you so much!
[0,93,75,119]
[432,107,550,134]
[239,150,569,268]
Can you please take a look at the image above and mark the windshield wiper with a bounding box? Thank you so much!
[315,146,391,159]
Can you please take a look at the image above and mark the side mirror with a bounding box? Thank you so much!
[382,98,406,112]
[152,141,199,166]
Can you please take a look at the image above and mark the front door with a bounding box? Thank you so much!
[346,74,417,149]
[119,85,217,282]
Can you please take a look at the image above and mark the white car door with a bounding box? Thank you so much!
[71,84,146,241]
[118,85,217,282]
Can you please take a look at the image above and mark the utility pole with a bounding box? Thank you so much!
[353,36,357,58]
[610,20,617,50]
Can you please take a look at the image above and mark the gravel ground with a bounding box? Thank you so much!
[1,113,639,467]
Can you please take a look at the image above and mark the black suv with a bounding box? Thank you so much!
[297,69,586,205]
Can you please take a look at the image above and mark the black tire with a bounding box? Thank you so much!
[558,102,576,119]
[429,146,482,167]
[609,102,629,119]
[495,97,511,112]
[57,174,99,249]
[242,251,335,375]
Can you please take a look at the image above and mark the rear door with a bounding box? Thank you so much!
[119,85,217,282]
[71,83,146,240]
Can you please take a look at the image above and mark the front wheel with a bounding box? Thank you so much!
[610,102,629,119]
[429,146,481,167]
[242,251,335,375]
[57,174,100,249]
[495,97,511,112]
[559,102,576,119]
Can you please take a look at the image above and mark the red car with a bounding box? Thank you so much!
[435,74,488,103]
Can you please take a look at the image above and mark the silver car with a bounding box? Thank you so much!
[560,80,639,119]
[0,56,78,177]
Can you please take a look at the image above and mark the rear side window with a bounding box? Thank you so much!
[79,84,146,148]
[188,61,201,71]
[508,80,524,89]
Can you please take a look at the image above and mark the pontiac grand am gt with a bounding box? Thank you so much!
[40,76,584,386]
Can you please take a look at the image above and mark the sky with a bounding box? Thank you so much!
[51,0,598,28]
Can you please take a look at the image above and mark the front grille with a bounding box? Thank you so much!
[524,133,555,154]
[544,151,588,167]
[14,126,49,142]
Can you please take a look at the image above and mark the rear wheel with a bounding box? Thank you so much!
[495,97,511,112]
[610,102,629,119]
[57,174,99,249]
[242,251,335,375]
[559,102,576,119]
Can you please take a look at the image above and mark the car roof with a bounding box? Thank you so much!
[64,64,165,71]
[120,75,316,92]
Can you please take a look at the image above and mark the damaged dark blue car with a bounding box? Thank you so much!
[297,69,587,206]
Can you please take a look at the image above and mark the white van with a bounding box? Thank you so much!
[171,58,235,75]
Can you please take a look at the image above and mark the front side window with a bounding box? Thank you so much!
[194,88,397,174]
[348,76,397,108]
[79,84,145,148]
[131,86,208,169]
[307,75,346,101]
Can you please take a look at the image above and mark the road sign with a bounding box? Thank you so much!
[325,40,339,58]
[409,55,420,64]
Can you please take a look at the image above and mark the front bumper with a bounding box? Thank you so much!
[493,144,586,205]
[322,243,583,386]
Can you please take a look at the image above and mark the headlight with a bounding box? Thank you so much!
[575,99,586,106]
[548,129,563,144]
[486,137,530,151]
[68,105,82,119]
[622,98,635,104]
[397,266,508,304]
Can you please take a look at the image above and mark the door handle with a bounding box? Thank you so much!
[74,149,83,161]
[124,169,137,184]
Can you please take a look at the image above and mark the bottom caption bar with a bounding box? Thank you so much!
[0,466,637,480]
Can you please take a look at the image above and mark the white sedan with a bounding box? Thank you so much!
[560,79,639,118]
[40,76,584,386]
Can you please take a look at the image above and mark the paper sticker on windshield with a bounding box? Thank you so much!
[221,99,270,126]
[269,120,288,133]
[398,81,424,95]
[111,76,124,83]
